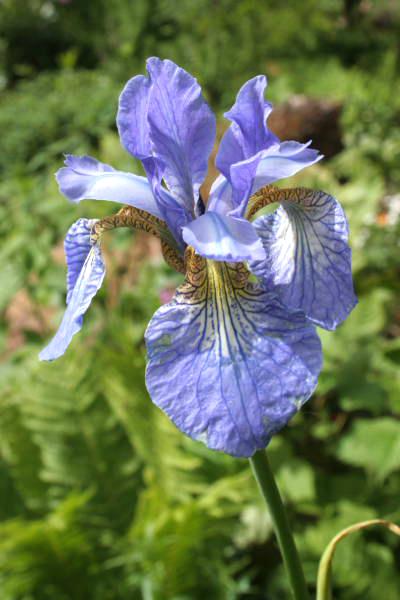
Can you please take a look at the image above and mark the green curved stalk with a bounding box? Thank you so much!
[249,450,310,600]
[316,519,400,600]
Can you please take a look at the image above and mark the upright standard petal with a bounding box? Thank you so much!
[117,74,152,160]
[249,188,358,330]
[117,73,192,246]
[56,154,162,219]
[216,75,278,178]
[215,75,322,217]
[39,220,106,361]
[182,212,265,262]
[146,58,216,215]
[145,250,322,458]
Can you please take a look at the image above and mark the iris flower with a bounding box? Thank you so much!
[40,58,357,457]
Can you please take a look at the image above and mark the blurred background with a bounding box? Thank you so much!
[1,0,400,598]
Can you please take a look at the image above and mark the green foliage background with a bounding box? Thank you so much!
[1,1,400,598]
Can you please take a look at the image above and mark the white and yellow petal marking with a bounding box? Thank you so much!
[145,248,322,457]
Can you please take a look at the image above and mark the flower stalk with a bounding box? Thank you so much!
[249,450,310,600]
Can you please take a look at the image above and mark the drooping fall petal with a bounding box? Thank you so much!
[40,219,106,361]
[250,187,358,330]
[145,250,322,457]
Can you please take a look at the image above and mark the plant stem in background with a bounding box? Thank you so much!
[316,519,400,600]
[249,450,310,600]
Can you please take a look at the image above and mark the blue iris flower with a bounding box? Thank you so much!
[40,58,357,457]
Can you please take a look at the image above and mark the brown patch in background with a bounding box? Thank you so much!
[268,96,343,159]
[4,289,54,354]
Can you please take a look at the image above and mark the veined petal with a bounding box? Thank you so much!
[229,141,323,218]
[250,141,323,194]
[146,57,216,215]
[117,74,152,159]
[64,218,96,303]
[145,251,322,457]
[249,188,358,330]
[117,74,191,245]
[142,156,191,248]
[182,212,266,262]
[56,154,162,219]
[216,75,278,177]
[215,74,322,218]
[206,174,234,215]
[39,224,106,361]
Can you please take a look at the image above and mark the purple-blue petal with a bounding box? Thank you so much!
[39,225,106,362]
[214,74,323,217]
[145,257,322,457]
[182,212,266,262]
[249,188,358,330]
[216,75,278,177]
[117,72,191,245]
[250,141,323,193]
[64,218,96,304]
[228,142,323,218]
[206,174,234,215]
[146,57,216,216]
[142,156,191,249]
[117,74,152,160]
[56,154,162,219]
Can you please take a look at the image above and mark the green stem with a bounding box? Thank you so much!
[249,449,310,600]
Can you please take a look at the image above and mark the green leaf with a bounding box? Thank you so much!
[278,460,316,505]
[337,418,400,480]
